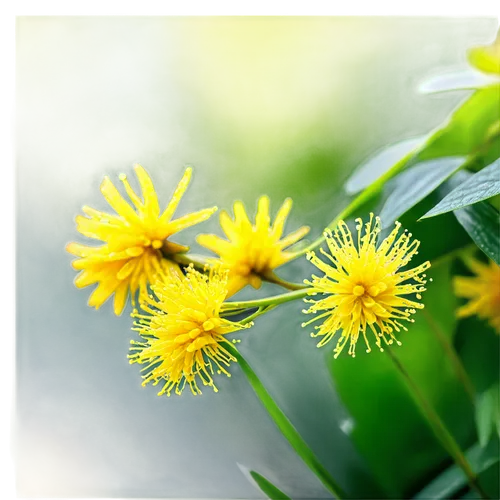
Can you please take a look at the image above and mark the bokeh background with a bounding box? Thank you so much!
[16,17,499,498]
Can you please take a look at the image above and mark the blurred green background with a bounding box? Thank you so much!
[16,17,499,498]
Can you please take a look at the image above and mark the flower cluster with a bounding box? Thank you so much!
[68,164,498,396]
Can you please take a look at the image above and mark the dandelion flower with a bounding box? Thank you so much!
[454,256,500,333]
[129,265,251,396]
[197,196,309,296]
[302,214,431,358]
[66,166,217,315]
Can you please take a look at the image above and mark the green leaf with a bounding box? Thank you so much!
[476,387,496,448]
[423,159,500,218]
[419,70,500,94]
[345,137,425,194]
[413,438,500,499]
[328,261,474,498]
[238,464,290,500]
[475,383,500,448]
[379,157,466,228]
[416,85,500,162]
[490,386,499,440]
[345,85,499,198]
[453,200,500,265]
[228,345,347,500]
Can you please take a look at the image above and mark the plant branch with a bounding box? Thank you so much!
[223,289,310,311]
[293,150,417,256]
[422,309,476,405]
[385,347,488,499]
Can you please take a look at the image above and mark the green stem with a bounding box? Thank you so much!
[294,150,417,256]
[239,305,277,325]
[223,240,475,315]
[262,271,307,291]
[422,309,476,405]
[228,344,348,499]
[170,252,211,270]
[385,348,489,500]
[294,126,498,259]
[223,289,310,310]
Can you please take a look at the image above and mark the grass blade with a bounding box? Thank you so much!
[229,345,348,499]
[237,463,291,499]
[413,439,499,499]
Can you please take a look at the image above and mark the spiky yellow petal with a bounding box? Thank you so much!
[129,266,251,396]
[302,214,430,358]
[197,196,309,296]
[454,256,500,333]
[66,166,217,315]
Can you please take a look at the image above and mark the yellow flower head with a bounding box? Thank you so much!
[66,165,217,315]
[197,195,310,296]
[129,265,251,396]
[454,256,500,333]
[302,214,431,358]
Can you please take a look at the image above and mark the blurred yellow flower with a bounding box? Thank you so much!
[302,215,431,358]
[66,166,217,315]
[454,256,500,333]
[467,32,500,75]
[129,265,251,396]
[197,196,309,296]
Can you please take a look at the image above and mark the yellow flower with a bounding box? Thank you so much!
[129,265,251,396]
[454,256,500,333]
[66,165,217,315]
[302,214,431,358]
[197,195,310,296]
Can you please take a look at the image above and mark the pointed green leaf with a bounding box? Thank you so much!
[419,70,500,94]
[238,464,290,500]
[345,137,425,194]
[453,200,500,265]
[379,157,466,228]
[489,383,500,439]
[229,346,347,499]
[476,388,495,448]
[413,439,500,499]
[477,383,500,443]
[423,159,500,218]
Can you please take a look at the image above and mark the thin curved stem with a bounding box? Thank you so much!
[422,309,476,405]
[228,344,348,499]
[222,243,470,315]
[386,347,488,499]
[294,123,500,258]
[223,289,309,311]
[239,305,277,325]
[292,150,416,257]
[262,271,307,291]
